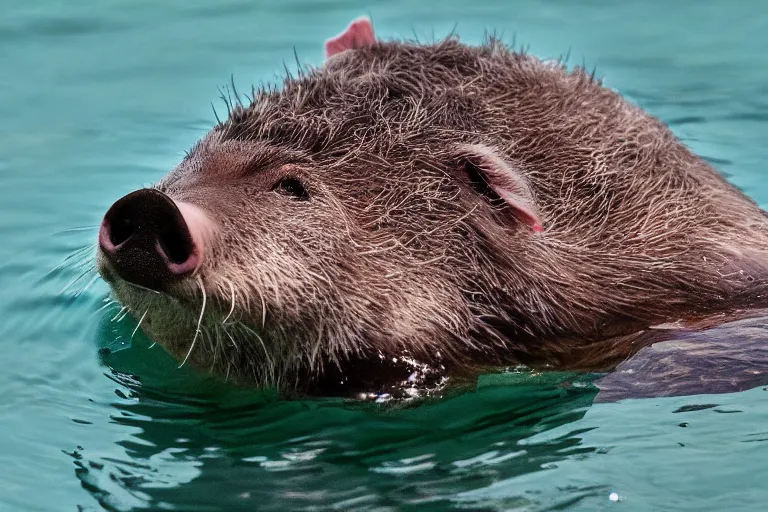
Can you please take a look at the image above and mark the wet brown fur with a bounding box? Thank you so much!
[104,34,768,392]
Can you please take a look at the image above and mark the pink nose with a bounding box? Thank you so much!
[99,189,203,291]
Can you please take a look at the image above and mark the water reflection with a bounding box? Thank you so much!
[65,300,768,510]
[71,322,600,511]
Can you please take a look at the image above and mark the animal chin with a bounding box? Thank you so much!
[107,277,189,330]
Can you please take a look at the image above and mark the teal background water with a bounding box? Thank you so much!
[2,0,768,510]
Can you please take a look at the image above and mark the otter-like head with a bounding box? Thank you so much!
[97,19,546,391]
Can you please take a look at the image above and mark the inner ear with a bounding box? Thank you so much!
[465,163,505,207]
[456,143,543,232]
[325,17,376,58]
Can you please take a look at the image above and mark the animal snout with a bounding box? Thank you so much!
[99,188,205,291]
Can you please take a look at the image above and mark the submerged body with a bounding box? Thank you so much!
[97,18,768,395]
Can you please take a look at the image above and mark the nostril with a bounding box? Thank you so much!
[158,225,193,264]
[106,203,137,247]
[110,216,133,247]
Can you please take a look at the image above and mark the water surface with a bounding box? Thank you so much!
[3,0,768,510]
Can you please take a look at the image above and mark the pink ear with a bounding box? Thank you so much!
[325,16,376,58]
[456,144,543,232]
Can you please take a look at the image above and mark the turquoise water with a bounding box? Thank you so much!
[3,0,768,510]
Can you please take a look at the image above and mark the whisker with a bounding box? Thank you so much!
[94,299,117,315]
[131,309,149,341]
[111,306,128,322]
[222,329,239,383]
[236,321,273,369]
[210,324,227,373]
[179,276,207,368]
[222,279,236,324]
[209,325,219,371]
[51,244,97,273]
[117,309,132,323]
[63,242,96,256]
[60,267,96,295]
[123,281,163,296]
[224,328,239,350]
[53,225,100,235]
[74,273,100,297]
[71,256,97,272]
[258,288,267,328]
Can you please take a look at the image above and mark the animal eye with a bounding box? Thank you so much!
[273,177,309,201]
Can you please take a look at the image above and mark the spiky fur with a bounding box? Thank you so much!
[103,35,768,392]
